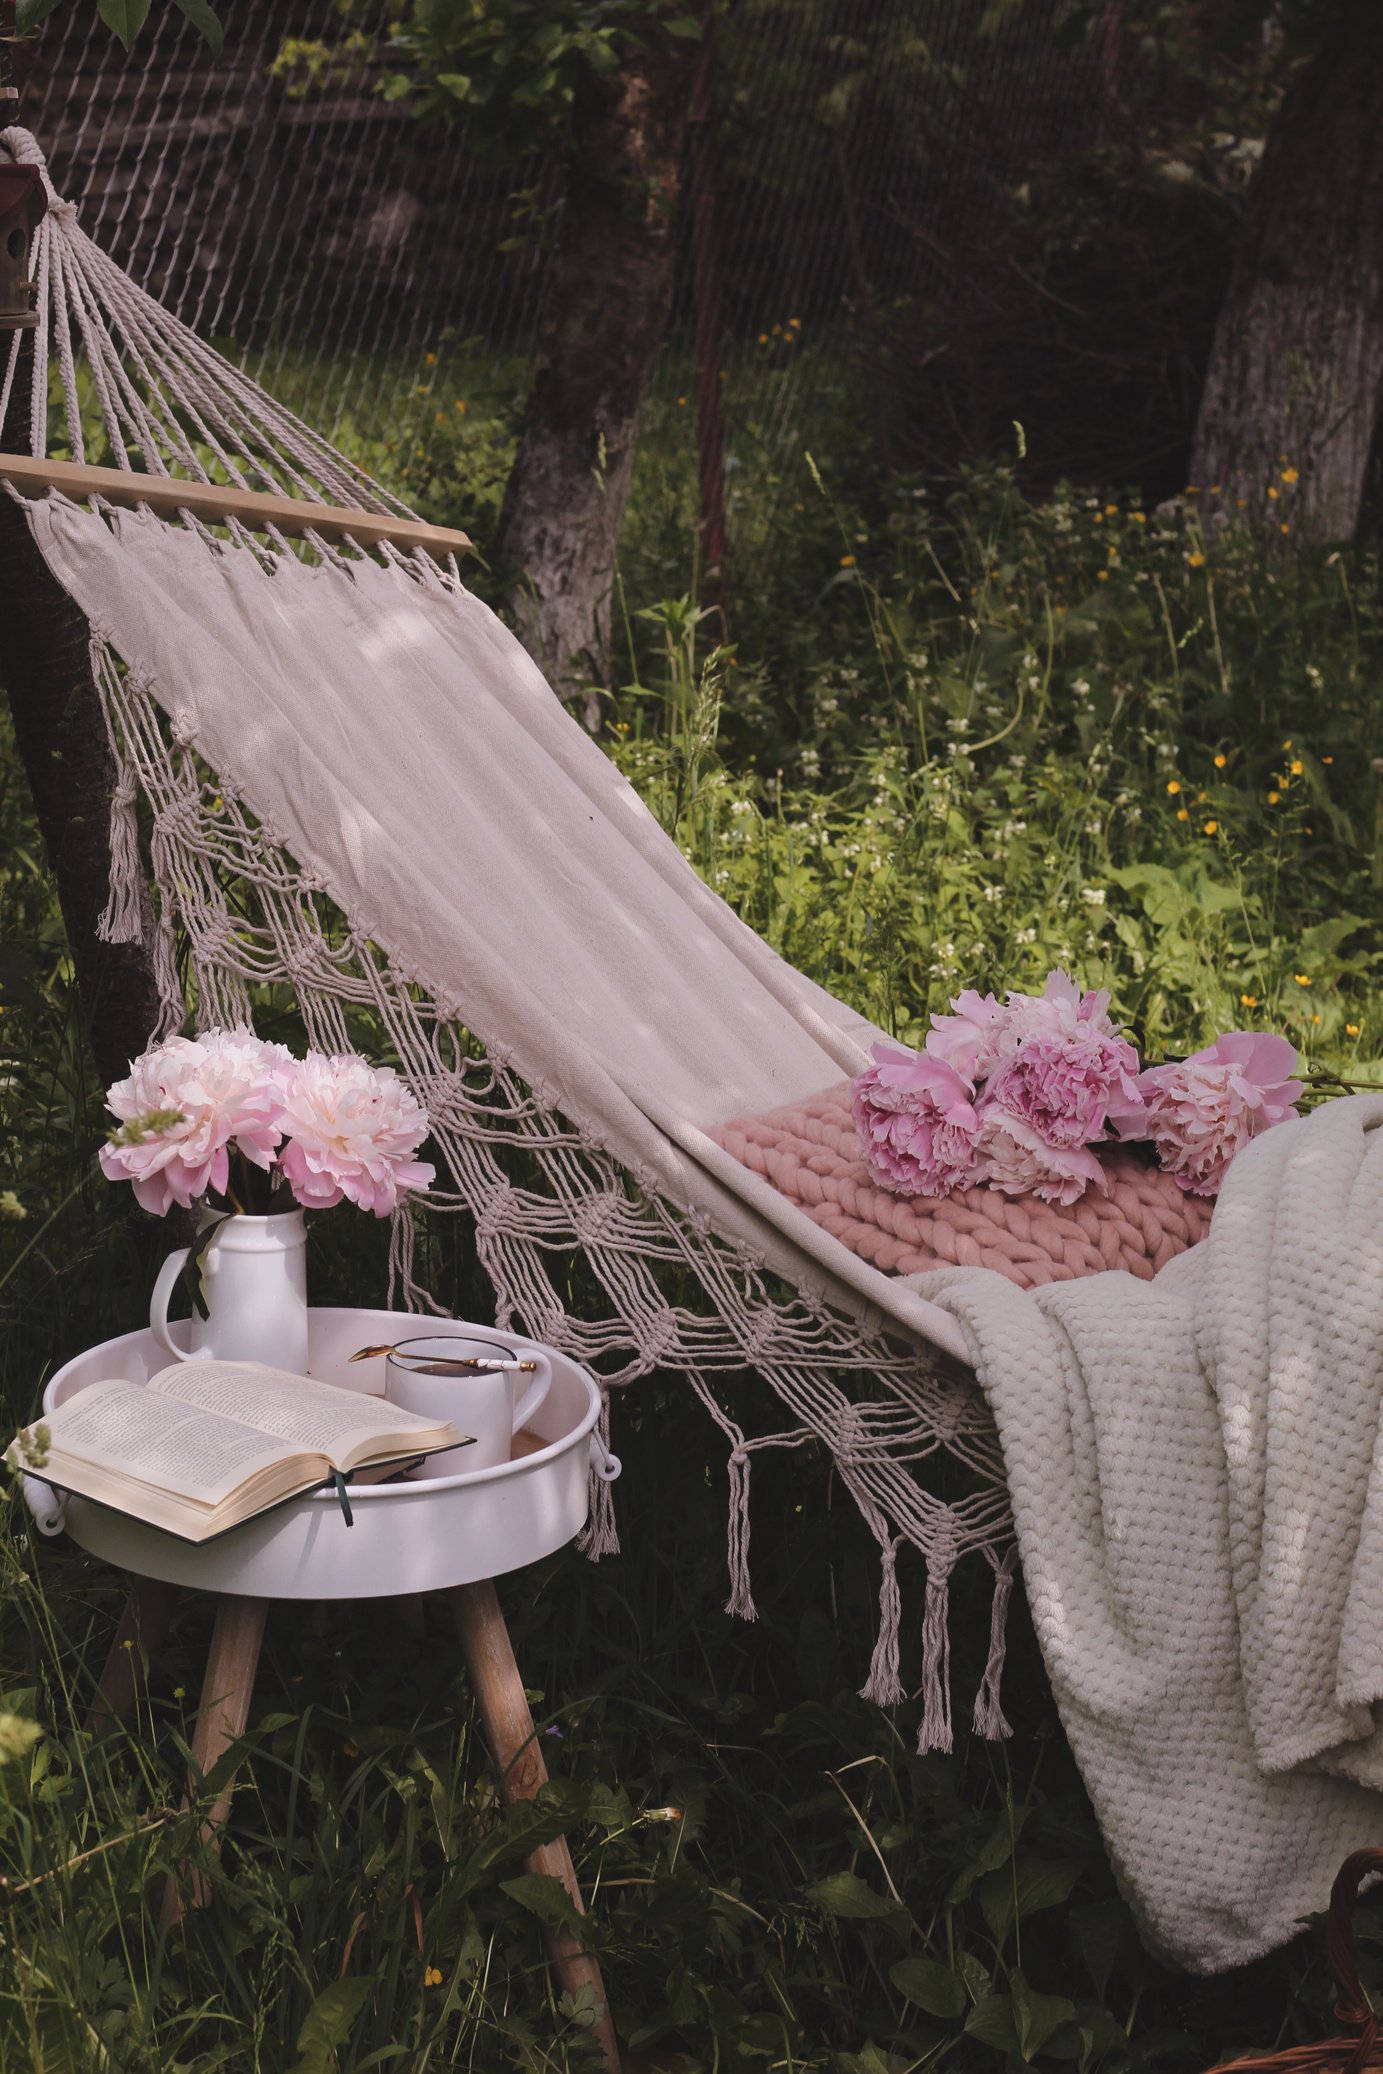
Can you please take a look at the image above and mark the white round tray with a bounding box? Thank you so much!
[40,1308,610,1599]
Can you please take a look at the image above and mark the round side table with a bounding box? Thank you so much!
[42,1308,623,2073]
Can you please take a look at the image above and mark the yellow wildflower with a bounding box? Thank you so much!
[1280,523,1291,535]
[1176,807,1189,821]
[1290,759,1303,775]
[1166,780,1181,795]
[677,395,687,407]
[1187,551,1206,568]
[1323,755,1334,765]
[839,554,856,568]
[1203,820,1218,835]
[758,332,769,344]
[424,351,436,366]
[1294,974,1311,987]
[1267,486,1278,500]
[454,399,467,413]
[425,1966,443,1988]
[1097,569,1109,580]
[1241,994,1258,1009]
[1132,511,1146,524]
[1268,791,1280,804]
[1093,511,1103,523]
[1348,1024,1361,1037]
[1104,503,1118,515]
[1213,753,1227,768]
[1311,1013,1321,1025]
[1185,484,1199,495]
[1282,466,1299,484]
[789,316,802,328]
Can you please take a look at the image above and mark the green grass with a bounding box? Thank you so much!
[1,389,1382,2069]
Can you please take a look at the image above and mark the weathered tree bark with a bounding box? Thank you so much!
[0,344,164,1087]
[496,44,695,712]
[1189,9,1383,543]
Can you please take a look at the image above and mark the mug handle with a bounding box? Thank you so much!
[150,1248,210,1363]
[512,1349,552,1435]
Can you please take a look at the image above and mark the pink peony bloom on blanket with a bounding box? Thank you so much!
[99,1027,293,1215]
[1120,1031,1302,1196]
[276,1051,436,1215]
[850,1041,982,1198]
[981,1022,1143,1151]
[974,1108,1108,1206]
[925,990,1008,1081]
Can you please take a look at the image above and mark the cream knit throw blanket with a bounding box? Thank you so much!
[909,1092,1383,1973]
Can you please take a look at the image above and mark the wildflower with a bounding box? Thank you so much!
[1185,485,1199,495]
[677,396,687,407]
[1097,569,1109,581]
[1268,791,1280,805]
[1290,760,1303,775]
[0,1715,39,1766]
[1294,975,1311,987]
[1104,503,1118,515]
[758,332,769,344]
[1280,523,1291,535]
[1348,1024,1361,1037]
[425,1966,443,1988]
[1092,512,1103,523]
[789,316,802,328]
[1132,511,1146,525]
[1213,753,1227,768]
[1241,995,1258,1009]
[1167,780,1181,795]
[1323,755,1334,765]
[434,411,445,424]
[1311,1014,1321,1026]
[424,351,436,366]
[1186,552,1207,568]
[1177,807,1190,821]
[454,400,466,414]
[1203,820,1218,835]
[839,554,856,568]
[0,1191,25,1221]
[1282,466,1299,484]
[1267,486,1278,501]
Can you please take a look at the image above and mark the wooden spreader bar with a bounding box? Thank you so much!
[0,452,472,562]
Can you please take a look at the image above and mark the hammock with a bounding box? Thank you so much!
[0,128,1012,1749]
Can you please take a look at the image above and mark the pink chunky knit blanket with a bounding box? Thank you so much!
[709,1081,1214,1288]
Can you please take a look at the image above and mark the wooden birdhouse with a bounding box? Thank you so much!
[0,163,45,331]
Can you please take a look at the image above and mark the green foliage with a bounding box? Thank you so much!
[15,0,221,51]
[380,0,701,159]
[0,392,1381,2067]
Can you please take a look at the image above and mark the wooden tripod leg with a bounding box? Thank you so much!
[450,1580,620,2074]
[160,1594,268,1932]
[86,1578,177,1738]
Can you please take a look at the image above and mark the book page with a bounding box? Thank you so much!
[149,1359,449,1462]
[43,1378,293,1503]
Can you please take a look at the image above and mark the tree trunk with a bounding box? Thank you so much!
[1189,10,1383,543]
[0,344,164,1088]
[496,44,694,711]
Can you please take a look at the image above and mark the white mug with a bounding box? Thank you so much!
[384,1335,553,1478]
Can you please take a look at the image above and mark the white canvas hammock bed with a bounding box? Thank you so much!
[0,128,1013,1748]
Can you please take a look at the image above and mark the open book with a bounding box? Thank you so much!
[19,1360,471,1543]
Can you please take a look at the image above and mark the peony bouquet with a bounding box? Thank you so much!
[851,970,1301,1206]
[99,1026,436,1219]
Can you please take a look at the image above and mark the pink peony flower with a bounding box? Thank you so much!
[276,1052,436,1216]
[99,1026,293,1215]
[1120,1031,1302,1196]
[926,990,1008,1081]
[850,1040,982,1198]
[975,1109,1108,1206]
[980,1023,1143,1151]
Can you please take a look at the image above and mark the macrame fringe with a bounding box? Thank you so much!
[724,1445,757,1619]
[917,1549,956,1754]
[578,1397,621,1559]
[859,1537,905,1706]
[972,1548,1018,1741]
[97,769,144,944]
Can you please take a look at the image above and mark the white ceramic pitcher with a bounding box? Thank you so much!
[150,1210,310,1373]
